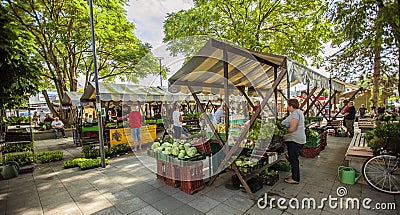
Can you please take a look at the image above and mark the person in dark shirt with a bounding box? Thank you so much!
[343,101,356,138]
[358,104,367,118]
[377,104,385,116]
[44,114,54,123]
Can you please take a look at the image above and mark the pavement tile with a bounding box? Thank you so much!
[204,186,236,202]
[114,197,148,214]
[139,188,169,204]
[129,205,162,215]
[127,182,156,195]
[76,196,113,215]
[151,196,185,214]
[146,178,168,188]
[101,189,136,204]
[187,195,220,213]
[171,189,201,203]
[42,201,79,214]
[223,194,255,212]
[167,204,204,215]
[205,203,243,215]
[158,184,181,195]
[91,206,122,215]
[246,204,283,215]
[39,193,74,207]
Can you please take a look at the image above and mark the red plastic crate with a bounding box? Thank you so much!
[301,145,321,158]
[165,162,180,187]
[191,139,212,155]
[180,179,204,194]
[156,160,166,181]
[179,161,203,182]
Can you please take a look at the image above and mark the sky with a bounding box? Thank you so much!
[124,0,194,86]
[123,0,333,86]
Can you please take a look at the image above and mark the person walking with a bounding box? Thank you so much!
[281,99,306,184]
[128,105,142,151]
[343,101,356,138]
[51,117,66,139]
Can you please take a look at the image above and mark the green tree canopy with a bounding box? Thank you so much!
[326,0,399,106]
[163,0,332,65]
[0,4,42,113]
[5,0,162,124]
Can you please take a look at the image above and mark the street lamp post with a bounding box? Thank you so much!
[88,0,106,168]
[156,57,164,86]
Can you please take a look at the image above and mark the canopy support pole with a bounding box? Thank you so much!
[256,89,276,116]
[334,87,363,118]
[316,90,338,120]
[274,67,278,118]
[329,77,332,120]
[300,87,317,110]
[223,46,230,139]
[304,89,325,116]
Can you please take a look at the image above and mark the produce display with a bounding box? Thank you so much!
[151,139,201,160]
[215,124,226,133]
[35,151,63,163]
[249,119,287,140]
[306,128,319,138]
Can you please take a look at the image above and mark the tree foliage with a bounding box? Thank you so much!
[326,0,399,106]
[163,0,332,65]
[5,0,161,124]
[0,4,42,113]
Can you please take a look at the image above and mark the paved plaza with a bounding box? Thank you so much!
[0,136,399,215]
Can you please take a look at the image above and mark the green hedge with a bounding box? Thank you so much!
[3,141,34,153]
[82,144,128,159]
[35,151,63,163]
[63,158,109,170]
[4,152,34,166]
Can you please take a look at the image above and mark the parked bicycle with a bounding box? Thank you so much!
[362,138,400,194]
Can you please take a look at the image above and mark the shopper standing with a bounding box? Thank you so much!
[343,101,356,138]
[128,105,142,151]
[172,105,183,139]
[377,104,386,116]
[282,99,306,184]
[358,104,367,118]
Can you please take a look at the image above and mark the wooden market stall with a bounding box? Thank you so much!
[79,82,187,147]
[168,38,343,199]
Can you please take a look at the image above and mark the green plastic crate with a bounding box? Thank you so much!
[271,161,291,172]
[305,136,320,147]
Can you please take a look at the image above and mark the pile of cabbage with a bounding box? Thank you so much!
[151,140,198,159]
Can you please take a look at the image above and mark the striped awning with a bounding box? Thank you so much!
[61,92,83,106]
[79,82,224,102]
[168,38,345,96]
[80,82,176,102]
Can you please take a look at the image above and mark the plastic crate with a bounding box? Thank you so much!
[180,179,204,194]
[165,162,180,187]
[191,140,211,156]
[179,161,203,182]
[258,173,279,186]
[158,152,171,162]
[271,161,291,172]
[147,149,157,158]
[156,160,166,181]
[305,136,320,147]
[301,144,322,158]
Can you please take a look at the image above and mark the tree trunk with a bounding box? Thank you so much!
[42,90,58,117]
[372,47,381,107]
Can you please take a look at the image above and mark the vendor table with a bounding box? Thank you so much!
[109,124,156,147]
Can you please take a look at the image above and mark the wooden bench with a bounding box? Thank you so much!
[357,118,375,132]
[326,120,342,135]
[345,133,373,172]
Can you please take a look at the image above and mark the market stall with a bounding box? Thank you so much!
[168,38,342,199]
[80,82,185,147]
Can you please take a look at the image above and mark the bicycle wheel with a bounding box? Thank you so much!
[362,154,400,194]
